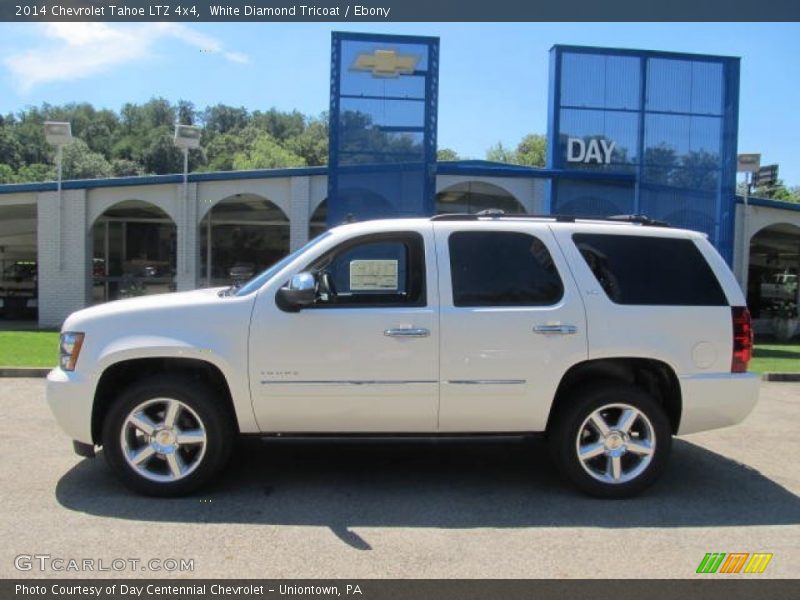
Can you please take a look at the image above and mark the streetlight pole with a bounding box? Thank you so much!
[182,145,189,277]
[173,124,202,287]
[44,122,74,272]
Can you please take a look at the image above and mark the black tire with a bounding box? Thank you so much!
[548,384,672,498]
[101,374,235,497]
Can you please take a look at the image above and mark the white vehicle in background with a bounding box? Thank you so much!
[761,271,798,302]
[47,212,759,498]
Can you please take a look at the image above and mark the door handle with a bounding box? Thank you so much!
[533,324,577,335]
[384,328,430,338]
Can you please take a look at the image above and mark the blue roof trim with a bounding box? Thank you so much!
[436,160,636,183]
[735,195,800,213]
[0,161,637,195]
[0,166,328,195]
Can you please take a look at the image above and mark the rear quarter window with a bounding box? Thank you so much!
[572,233,727,306]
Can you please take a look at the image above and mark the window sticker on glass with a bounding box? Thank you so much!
[350,260,399,291]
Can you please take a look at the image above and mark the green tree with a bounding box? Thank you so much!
[251,108,305,141]
[437,148,459,161]
[486,142,516,163]
[0,127,24,170]
[486,134,548,166]
[201,104,249,136]
[61,139,113,180]
[0,164,16,183]
[177,100,196,126]
[515,134,546,167]
[111,159,144,177]
[15,163,55,183]
[285,116,328,166]
[753,179,800,203]
[141,128,186,174]
[232,133,306,170]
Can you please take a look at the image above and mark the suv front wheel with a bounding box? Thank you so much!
[549,384,672,498]
[101,374,235,496]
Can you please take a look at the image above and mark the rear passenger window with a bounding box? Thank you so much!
[449,231,564,307]
[572,234,727,306]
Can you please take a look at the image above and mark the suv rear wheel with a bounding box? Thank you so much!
[101,374,234,496]
[549,384,671,498]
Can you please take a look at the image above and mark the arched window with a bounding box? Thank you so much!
[91,200,176,303]
[747,223,800,320]
[199,194,290,287]
[436,182,526,215]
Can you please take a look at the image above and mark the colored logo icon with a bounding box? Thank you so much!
[696,553,773,574]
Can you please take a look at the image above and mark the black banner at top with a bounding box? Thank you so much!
[2,0,800,22]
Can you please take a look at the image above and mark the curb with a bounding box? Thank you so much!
[762,373,800,382]
[0,367,51,378]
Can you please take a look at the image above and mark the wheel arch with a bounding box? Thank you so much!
[91,357,240,445]
[547,357,682,434]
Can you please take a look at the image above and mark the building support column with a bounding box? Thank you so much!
[176,182,199,292]
[733,203,753,296]
[37,189,89,328]
[289,176,311,251]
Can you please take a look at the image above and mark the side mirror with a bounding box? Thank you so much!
[276,272,317,312]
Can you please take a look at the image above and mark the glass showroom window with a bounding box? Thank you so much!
[199,194,290,287]
[436,182,526,215]
[91,200,177,303]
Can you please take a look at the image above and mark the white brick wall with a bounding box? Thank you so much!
[176,182,198,292]
[289,176,311,251]
[37,189,89,329]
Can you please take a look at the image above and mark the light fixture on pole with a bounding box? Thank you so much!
[173,124,202,282]
[44,121,74,271]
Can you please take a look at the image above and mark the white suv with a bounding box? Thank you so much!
[47,213,759,498]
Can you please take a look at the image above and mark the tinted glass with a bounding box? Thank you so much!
[572,234,727,306]
[560,53,640,110]
[449,232,564,307]
[312,233,425,307]
[646,58,723,115]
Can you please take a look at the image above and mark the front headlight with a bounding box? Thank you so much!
[59,332,84,371]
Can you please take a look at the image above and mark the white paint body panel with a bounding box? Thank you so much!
[248,222,439,431]
[45,218,759,446]
[434,221,588,431]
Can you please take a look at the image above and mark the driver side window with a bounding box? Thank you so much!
[309,232,426,308]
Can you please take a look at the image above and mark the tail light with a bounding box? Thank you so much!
[731,307,753,373]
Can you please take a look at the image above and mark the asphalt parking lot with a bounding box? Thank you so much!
[1,378,798,579]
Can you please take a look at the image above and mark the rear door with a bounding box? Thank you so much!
[435,222,588,432]
[551,227,734,376]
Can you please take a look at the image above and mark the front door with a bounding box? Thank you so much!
[249,226,439,432]
[434,222,588,432]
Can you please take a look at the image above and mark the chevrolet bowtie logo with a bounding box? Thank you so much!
[352,49,418,78]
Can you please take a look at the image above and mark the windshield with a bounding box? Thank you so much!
[234,232,333,297]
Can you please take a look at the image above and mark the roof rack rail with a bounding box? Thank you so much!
[430,210,670,227]
[606,214,671,227]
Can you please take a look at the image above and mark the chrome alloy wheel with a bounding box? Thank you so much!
[575,403,656,484]
[120,398,208,483]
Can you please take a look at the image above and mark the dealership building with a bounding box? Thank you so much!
[0,37,798,329]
